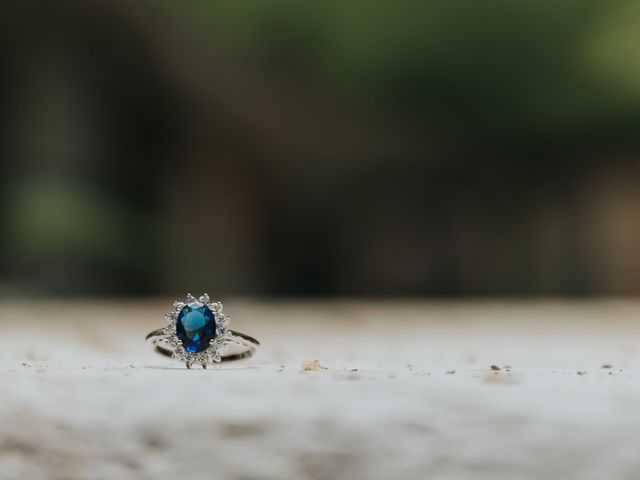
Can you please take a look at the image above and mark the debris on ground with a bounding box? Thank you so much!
[301,360,328,372]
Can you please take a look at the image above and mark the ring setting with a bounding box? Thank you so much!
[146,293,259,369]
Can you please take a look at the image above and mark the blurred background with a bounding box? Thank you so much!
[1,0,640,297]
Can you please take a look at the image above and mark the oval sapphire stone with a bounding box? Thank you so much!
[176,303,217,353]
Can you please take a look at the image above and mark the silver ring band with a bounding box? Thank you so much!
[145,328,260,364]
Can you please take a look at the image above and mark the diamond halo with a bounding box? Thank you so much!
[162,293,232,369]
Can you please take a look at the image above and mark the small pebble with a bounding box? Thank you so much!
[301,360,327,372]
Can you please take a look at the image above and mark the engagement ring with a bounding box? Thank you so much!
[145,293,259,369]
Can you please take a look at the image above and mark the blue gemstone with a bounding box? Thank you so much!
[176,303,217,353]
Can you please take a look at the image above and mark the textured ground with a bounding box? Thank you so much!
[1,300,640,480]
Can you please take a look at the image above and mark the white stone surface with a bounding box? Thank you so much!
[1,300,640,480]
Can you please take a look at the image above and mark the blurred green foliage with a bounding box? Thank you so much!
[4,0,640,296]
[172,0,640,138]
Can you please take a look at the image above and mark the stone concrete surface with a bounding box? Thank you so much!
[1,300,640,480]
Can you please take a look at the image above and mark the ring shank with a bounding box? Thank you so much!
[145,329,260,363]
